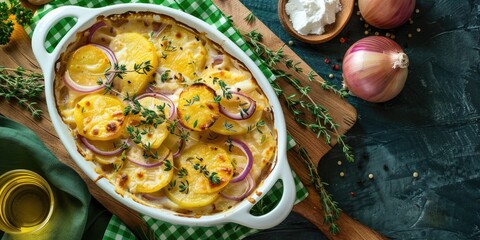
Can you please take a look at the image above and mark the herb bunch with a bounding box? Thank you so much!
[0,0,34,45]
[241,19,353,234]
[0,66,44,118]
[295,144,341,234]
[242,30,353,163]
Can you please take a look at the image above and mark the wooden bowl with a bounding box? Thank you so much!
[278,0,355,44]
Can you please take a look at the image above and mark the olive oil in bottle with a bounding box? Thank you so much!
[0,170,54,234]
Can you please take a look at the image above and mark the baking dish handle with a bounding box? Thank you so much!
[31,6,99,72]
[226,161,297,229]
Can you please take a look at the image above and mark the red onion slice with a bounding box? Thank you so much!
[219,171,255,201]
[63,44,117,93]
[141,193,164,201]
[136,92,176,120]
[172,139,184,159]
[79,135,131,156]
[219,92,256,120]
[151,23,167,39]
[212,54,224,66]
[127,150,169,168]
[87,21,107,43]
[63,70,105,93]
[228,138,254,183]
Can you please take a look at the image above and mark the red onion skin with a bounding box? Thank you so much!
[343,36,409,102]
[228,138,254,183]
[358,0,416,29]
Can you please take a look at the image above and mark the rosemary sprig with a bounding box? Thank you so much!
[242,30,353,163]
[294,144,341,234]
[0,66,44,118]
[244,12,256,25]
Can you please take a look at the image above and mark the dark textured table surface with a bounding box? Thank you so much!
[242,0,480,239]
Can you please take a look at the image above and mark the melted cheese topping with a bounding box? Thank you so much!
[54,12,277,215]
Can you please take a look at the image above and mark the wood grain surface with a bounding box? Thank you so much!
[0,1,383,239]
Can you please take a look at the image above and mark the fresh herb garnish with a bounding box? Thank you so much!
[0,66,44,118]
[193,163,220,185]
[244,12,256,25]
[243,30,353,163]
[213,77,232,99]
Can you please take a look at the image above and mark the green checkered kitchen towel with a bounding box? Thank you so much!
[27,0,308,239]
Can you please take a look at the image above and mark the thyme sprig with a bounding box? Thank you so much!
[244,12,256,25]
[242,28,353,234]
[294,144,341,234]
[0,66,44,118]
[97,60,153,93]
[242,30,353,163]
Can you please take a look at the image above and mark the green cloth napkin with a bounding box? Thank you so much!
[0,116,91,240]
[26,0,308,239]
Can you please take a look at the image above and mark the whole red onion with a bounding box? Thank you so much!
[342,36,409,102]
[358,0,416,29]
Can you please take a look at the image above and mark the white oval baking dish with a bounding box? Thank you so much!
[31,3,295,229]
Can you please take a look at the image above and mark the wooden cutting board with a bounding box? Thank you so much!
[0,1,384,239]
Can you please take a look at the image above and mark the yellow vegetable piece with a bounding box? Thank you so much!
[124,96,171,149]
[166,143,233,208]
[165,186,219,209]
[180,143,233,193]
[155,25,207,82]
[74,94,125,141]
[177,83,220,131]
[118,145,174,193]
[67,44,111,88]
[110,32,159,95]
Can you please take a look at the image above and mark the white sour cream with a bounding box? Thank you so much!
[285,0,342,35]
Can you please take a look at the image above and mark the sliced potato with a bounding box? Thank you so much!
[165,185,219,209]
[158,39,207,82]
[179,143,233,193]
[119,145,174,193]
[210,107,264,135]
[74,94,125,141]
[110,32,159,95]
[67,44,111,88]
[165,143,233,208]
[177,83,220,131]
[124,96,171,149]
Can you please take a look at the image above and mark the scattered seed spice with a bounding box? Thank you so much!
[288,40,294,46]
[415,8,420,13]
[374,31,379,36]
[390,34,396,39]
[350,191,356,197]
[368,173,374,179]
[324,57,330,64]
[328,73,334,79]
[409,19,414,24]
[356,11,360,15]
[364,30,369,35]
[385,32,391,37]
[337,160,342,166]
[364,23,369,28]
[413,172,419,178]
[416,27,421,32]
[359,17,363,21]
[340,171,345,177]
[408,33,413,38]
